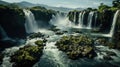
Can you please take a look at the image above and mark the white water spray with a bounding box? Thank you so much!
[73,12,76,23]
[87,11,95,29]
[23,9,38,33]
[109,10,120,37]
[78,12,83,27]
[91,10,120,37]
[50,13,72,29]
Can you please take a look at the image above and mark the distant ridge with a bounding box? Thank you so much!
[0,1,83,12]
[0,0,9,5]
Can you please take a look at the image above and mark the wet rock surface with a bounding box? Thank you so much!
[10,40,45,67]
[55,35,97,60]
[0,53,4,65]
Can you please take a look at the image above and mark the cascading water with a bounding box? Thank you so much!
[1,47,21,67]
[23,9,39,33]
[73,12,76,23]
[81,11,86,27]
[33,35,68,67]
[73,11,96,31]
[1,9,120,67]
[109,10,120,37]
[50,12,72,30]
[72,11,86,29]
[91,10,120,37]
[78,12,83,27]
[0,37,40,67]
[93,12,98,29]
[0,25,10,40]
[87,11,95,29]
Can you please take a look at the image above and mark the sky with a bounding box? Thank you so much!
[1,0,114,8]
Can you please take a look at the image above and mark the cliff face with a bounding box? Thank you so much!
[99,10,114,32]
[0,5,57,39]
[67,9,115,33]
[30,6,57,25]
[114,10,120,48]
[0,5,26,39]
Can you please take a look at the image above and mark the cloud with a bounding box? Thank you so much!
[2,0,113,8]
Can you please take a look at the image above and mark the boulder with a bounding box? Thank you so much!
[11,45,44,67]
[103,55,113,60]
[55,35,97,60]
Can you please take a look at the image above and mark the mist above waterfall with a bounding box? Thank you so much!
[49,13,72,29]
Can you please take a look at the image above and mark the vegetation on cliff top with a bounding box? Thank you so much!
[0,4,26,39]
[30,6,57,22]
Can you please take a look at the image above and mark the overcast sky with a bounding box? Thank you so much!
[2,0,113,8]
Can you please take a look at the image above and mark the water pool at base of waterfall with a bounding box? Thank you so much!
[1,29,120,67]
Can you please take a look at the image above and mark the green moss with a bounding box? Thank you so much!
[98,4,110,12]
[35,40,44,46]
[110,7,119,12]
[55,35,96,60]
[30,6,56,22]
[11,44,44,67]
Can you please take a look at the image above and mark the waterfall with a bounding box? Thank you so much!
[33,35,68,67]
[73,12,76,23]
[75,11,86,28]
[87,11,95,29]
[0,25,9,40]
[73,11,98,29]
[81,11,86,27]
[78,12,83,27]
[93,12,98,28]
[109,10,120,37]
[50,12,71,29]
[23,9,38,34]
[91,10,120,37]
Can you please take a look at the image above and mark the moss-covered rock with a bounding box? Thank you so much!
[55,31,64,35]
[28,32,44,39]
[30,6,57,24]
[35,40,46,46]
[55,35,96,60]
[49,26,60,32]
[11,40,45,67]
